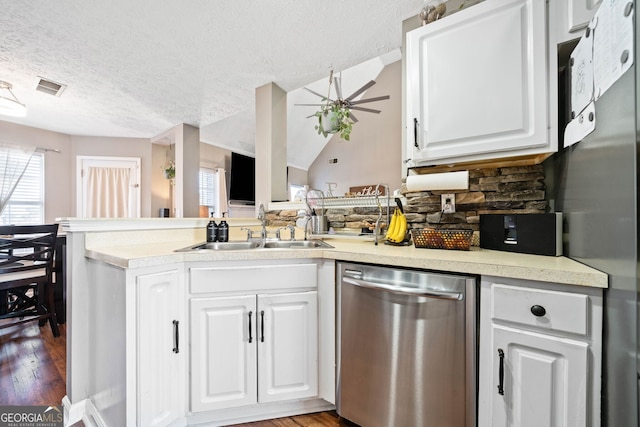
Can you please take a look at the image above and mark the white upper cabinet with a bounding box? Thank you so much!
[556,0,601,44]
[405,0,557,167]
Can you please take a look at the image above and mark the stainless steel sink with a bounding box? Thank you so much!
[175,239,332,252]
[263,240,333,249]
[176,241,262,251]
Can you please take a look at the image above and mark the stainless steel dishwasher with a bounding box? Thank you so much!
[336,262,477,427]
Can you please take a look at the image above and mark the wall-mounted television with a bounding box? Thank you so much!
[229,152,255,205]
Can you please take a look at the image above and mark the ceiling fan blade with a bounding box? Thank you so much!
[303,87,331,101]
[349,112,359,123]
[350,106,382,114]
[306,113,316,118]
[350,95,390,105]
[334,77,343,100]
[346,80,376,100]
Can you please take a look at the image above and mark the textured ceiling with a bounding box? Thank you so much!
[0,0,423,169]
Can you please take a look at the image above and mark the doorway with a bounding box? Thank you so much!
[76,156,141,218]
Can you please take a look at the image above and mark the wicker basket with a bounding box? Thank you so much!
[412,228,474,251]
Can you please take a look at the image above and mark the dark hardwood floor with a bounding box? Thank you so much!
[0,320,66,406]
[0,320,350,426]
[231,410,349,426]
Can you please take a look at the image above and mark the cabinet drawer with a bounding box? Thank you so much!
[190,263,318,294]
[491,283,589,336]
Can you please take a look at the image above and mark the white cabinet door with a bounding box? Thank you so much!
[406,0,554,166]
[556,0,601,44]
[483,324,588,427]
[136,269,184,427]
[190,295,257,412]
[258,291,318,403]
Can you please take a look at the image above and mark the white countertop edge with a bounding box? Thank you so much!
[84,239,608,289]
[59,217,261,232]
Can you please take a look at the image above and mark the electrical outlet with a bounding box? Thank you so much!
[441,194,455,213]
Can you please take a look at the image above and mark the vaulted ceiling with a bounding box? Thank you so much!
[0,1,423,169]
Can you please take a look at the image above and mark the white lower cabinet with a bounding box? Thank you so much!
[135,268,185,427]
[190,295,257,411]
[190,291,318,412]
[489,325,588,427]
[478,276,602,427]
[257,292,318,403]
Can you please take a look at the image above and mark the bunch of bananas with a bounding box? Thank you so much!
[385,208,408,243]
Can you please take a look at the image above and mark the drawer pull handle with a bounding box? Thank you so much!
[531,305,546,317]
[248,311,253,343]
[413,118,419,148]
[497,348,505,395]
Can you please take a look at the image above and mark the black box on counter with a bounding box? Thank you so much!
[480,213,562,256]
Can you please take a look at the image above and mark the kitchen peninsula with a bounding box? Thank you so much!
[61,218,607,427]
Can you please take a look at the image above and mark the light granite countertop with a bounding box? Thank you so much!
[84,236,608,289]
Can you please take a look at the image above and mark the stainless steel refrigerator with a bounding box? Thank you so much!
[546,7,639,425]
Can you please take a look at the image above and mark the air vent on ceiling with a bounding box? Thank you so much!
[35,78,66,97]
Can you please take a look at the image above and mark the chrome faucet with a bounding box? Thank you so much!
[276,224,296,241]
[287,224,296,241]
[258,203,267,240]
[296,208,314,241]
[240,227,254,241]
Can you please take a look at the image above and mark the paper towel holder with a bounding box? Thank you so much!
[405,170,469,192]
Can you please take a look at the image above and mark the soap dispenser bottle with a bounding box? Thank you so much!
[206,213,218,242]
[218,213,229,242]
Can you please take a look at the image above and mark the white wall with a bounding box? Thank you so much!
[0,121,73,223]
[0,121,153,219]
[307,61,402,197]
[0,116,310,222]
[70,134,152,216]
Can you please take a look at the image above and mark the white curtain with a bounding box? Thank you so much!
[215,168,228,218]
[86,167,130,217]
[0,143,36,216]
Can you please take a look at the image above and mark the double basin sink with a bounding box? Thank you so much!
[176,239,333,252]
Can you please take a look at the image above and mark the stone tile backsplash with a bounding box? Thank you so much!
[266,164,547,234]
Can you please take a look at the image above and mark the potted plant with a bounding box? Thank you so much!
[314,102,353,141]
[163,161,175,179]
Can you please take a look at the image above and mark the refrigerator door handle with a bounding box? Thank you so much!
[343,276,463,300]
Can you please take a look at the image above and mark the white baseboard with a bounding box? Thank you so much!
[63,396,107,427]
[64,394,334,427]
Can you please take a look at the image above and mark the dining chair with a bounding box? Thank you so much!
[0,224,60,337]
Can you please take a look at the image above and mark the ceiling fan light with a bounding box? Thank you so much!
[0,81,27,117]
[0,96,27,117]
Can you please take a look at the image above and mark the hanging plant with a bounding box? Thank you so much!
[314,102,353,141]
[297,68,389,141]
[163,161,175,179]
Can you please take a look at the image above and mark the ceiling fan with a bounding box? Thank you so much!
[295,69,390,123]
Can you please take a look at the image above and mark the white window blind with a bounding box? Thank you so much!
[0,152,44,225]
[199,168,218,209]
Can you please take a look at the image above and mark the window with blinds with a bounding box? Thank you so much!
[199,168,218,210]
[0,153,44,225]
